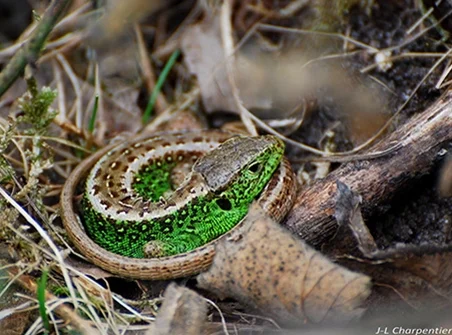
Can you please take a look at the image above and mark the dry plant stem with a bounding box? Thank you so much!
[0,0,72,97]
[6,267,97,335]
[284,89,452,247]
[220,0,257,137]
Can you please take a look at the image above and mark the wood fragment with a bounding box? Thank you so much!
[284,90,452,247]
[197,203,371,326]
[148,283,207,335]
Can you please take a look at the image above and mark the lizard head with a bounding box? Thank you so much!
[194,135,285,210]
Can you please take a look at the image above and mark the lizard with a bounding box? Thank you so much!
[61,130,296,280]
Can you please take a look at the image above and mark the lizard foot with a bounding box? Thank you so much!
[143,240,168,258]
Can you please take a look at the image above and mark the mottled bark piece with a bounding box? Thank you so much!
[197,203,371,326]
[148,283,207,335]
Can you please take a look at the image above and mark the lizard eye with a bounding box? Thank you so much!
[248,162,261,173]
[217,198,232,211]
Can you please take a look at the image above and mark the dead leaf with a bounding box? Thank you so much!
[181,16,237,113]
[148,283,207,335]
[197,203,372,326]
[393,252,452,300]
[338,250,452,312]
[350,244,452,308]
[335,181,378,255]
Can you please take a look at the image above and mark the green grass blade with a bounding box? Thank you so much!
[88,94,99,134]
[37,269,50,334]
[142,49,180,124]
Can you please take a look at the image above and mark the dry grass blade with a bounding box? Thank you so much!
[0,187,78,307]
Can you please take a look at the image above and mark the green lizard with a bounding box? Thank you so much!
[80,131,286,259]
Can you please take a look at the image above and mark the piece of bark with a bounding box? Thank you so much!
[197,203,371,326]
[284,89,452,247]
[147,283,207,335]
